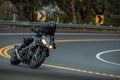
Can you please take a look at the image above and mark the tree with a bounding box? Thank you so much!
[52,0,77,23]
[8,0,41,21]
[0,1,14,20]
[104,0,120,26]
[0,0,4,5]
[47,0,102,24]
[0,0,119,26]
[75,0,93,23]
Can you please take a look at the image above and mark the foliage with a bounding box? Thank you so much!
[0,0,120,26]
[9,0,41,21]
[47,0,105,24]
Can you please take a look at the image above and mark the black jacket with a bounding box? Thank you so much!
[35,23,56,36]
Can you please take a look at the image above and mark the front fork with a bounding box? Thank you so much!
[34,46,50,58]
[14,45,21,60]
[34,46,41,58]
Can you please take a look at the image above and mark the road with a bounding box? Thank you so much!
[0,30,120,80]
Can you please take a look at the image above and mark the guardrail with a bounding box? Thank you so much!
[0,20,120,30]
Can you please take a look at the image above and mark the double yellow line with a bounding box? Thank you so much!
[0,39,120,78]
[56,39,120,42]
[0,45,13,58]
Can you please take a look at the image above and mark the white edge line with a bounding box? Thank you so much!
[96,49,120,66]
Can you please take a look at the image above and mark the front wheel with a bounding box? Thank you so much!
[29,46,47,68]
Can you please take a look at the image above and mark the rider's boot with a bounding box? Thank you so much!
[53,42,56,49]
[51,36,56,49]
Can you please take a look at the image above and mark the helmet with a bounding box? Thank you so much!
[46,21,56,34]
[47,21,56,27]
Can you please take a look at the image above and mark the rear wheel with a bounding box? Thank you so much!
[10,51,21,65]
[29,46,47,68]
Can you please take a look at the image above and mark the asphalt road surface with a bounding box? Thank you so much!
[0,30,120,80]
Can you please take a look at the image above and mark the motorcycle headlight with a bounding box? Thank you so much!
[49,45,53,49]
[42,39,46,45]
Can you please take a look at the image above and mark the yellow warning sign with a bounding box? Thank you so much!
[37,10,46,21]
[96,15,104,24]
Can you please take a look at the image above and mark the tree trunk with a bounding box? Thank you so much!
[71,0,77,24]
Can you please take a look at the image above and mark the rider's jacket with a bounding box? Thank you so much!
[35,22,56,36]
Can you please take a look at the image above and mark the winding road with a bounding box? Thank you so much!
[0,30,120,80]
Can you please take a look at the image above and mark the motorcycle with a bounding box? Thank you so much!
[10,28,55,69]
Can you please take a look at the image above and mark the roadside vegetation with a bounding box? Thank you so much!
[0,0,120,26]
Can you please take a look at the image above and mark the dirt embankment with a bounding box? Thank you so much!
[0,25,120,34]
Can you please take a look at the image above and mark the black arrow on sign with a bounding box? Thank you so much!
[97,16,102,24]
[38,11,45,21]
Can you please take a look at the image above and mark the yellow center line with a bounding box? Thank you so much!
[4,46,13,58]
[0,46,8,58]
[0,45,14,58]
[0,39,120,78]
[55,39,120,42]
[42,64,120,78]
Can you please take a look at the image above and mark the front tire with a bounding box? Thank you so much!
[29,46,47,69]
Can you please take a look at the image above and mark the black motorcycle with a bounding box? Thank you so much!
[10,28,55,69]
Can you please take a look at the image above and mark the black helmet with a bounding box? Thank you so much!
[46,21,56,33]
[47,21,56,27]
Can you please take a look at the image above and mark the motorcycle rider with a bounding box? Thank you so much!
[18,22,57,52]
